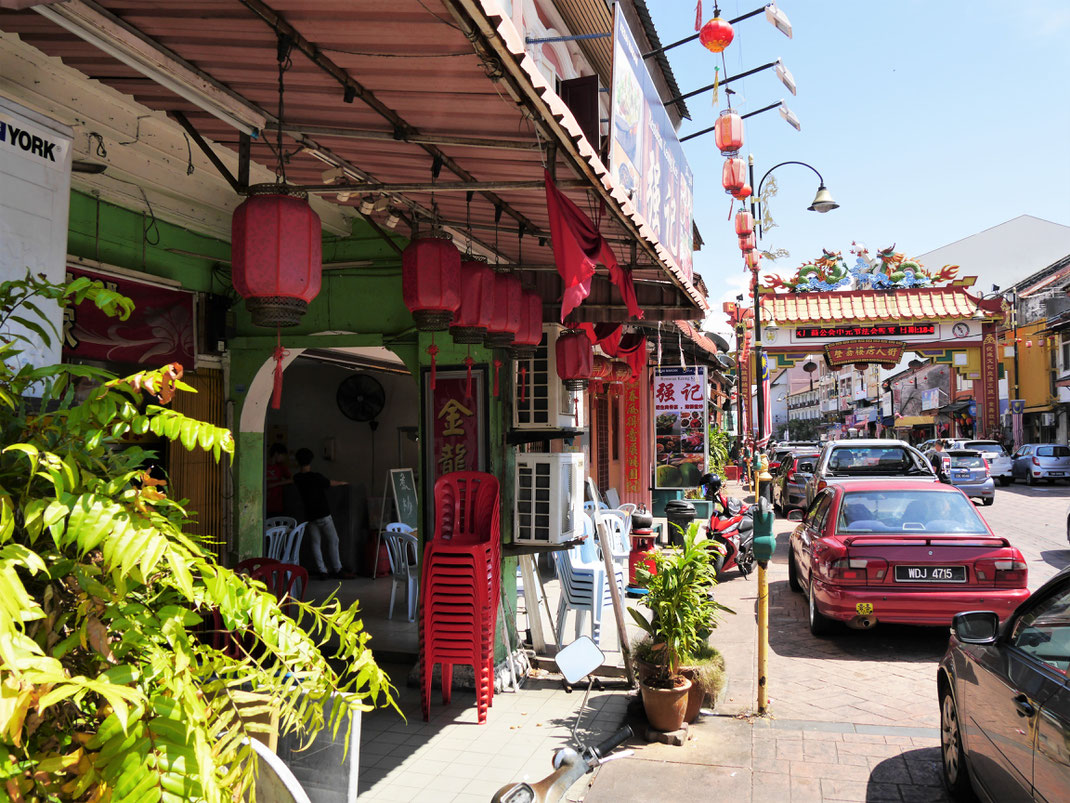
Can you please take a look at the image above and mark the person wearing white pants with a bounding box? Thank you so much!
[292,447,352,580]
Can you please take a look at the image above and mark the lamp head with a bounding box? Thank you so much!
[808,184,839,213]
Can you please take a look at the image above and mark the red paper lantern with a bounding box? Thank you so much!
[722,158,747,195]
[734,210,754,236]
[745,250,761,270]
[609,361,632,383]
[510,290,544,357]
[555,328,593,392]
[739,232,756,253]
[402,228,461,331]
[714,109,743,156]
[699,16,734,53]
[231,185,322,327]
[449,258,496,344]
[485,269,523,348]
[590,355,612,380]
[731,183,752,201]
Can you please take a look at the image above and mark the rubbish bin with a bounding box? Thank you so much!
[664,500,696,547]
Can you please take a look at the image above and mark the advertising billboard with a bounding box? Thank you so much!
[653,366,707,488]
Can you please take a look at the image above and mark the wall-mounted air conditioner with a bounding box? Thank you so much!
[514,452,584,545]
[514,324,585,430]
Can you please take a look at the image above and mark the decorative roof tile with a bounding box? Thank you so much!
[763,288,986,324]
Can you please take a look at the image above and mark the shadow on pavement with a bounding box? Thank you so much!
[999,483,1070,497]
[1039,548,1070,572]
[867,746,950,802]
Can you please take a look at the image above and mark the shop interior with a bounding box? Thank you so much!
[264,346,421,657]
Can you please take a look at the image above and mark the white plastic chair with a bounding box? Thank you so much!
[595,511,631,572]
[553,514,624,647]
[265,524,290,560]
[615,503,637,537]
[266,515,297,533]
[604,488,621,509]
[278,521,308,566]
[382,526,420,622]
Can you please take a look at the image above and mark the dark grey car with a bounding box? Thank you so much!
[938,567,1070,801]
[772,451,819,514]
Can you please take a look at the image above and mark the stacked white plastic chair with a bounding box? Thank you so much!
[552,512,625,647]
[383,523,420,622]
[595,511,631,575]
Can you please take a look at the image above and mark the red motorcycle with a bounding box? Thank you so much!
[707,493,755,580]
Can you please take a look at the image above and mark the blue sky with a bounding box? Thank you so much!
[644,0,1070,335]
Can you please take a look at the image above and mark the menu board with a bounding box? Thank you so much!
[653,366,707,489]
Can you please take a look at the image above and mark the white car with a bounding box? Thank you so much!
[948,439,1013,486]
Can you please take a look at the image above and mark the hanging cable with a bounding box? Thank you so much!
[275,33,294,184]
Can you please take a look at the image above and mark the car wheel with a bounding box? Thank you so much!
[941,687,977,800]
[982,497,994,506]
[808,577,835,637]
[788,547,802,592]
[1028,472,1037,486]
[998,476,1009,487]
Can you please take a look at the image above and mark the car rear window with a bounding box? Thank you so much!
[825,446,928,475]
[965,442,1006,456]
[950,454,985,469]
[836,490,988,534]
[1037,446,1070,457]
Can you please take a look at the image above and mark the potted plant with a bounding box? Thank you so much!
[629,521,731,731]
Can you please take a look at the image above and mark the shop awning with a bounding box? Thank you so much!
[894,415,935,427]
[938,401,972,414]
[1,0,706,323]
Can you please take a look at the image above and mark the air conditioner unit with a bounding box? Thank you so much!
[514,324,585,429]
[514,452,584,545]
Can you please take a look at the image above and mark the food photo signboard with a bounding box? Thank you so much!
[653,366,707,488]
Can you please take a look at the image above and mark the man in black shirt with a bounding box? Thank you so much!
[292,448,351,580]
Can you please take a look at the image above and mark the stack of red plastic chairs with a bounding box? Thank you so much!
[420,471,501,724]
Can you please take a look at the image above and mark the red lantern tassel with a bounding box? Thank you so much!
[464,353,474,399]
[271,329,287,410]
[493,359,502,398]
[428,336,439,390]
[694,1,702,30]
[519,365,527,402]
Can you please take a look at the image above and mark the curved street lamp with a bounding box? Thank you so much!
[752,160,839,240]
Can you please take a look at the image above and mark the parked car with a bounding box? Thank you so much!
[937,566,1070,801]
[947,439,1013,486]
[804,438,936,506]
[772,451,820,514]
[923,448,995,506]
[1010,443,1070,485]
[786,481,1029,635]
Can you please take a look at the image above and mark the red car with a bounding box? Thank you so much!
[787,481,1029,635]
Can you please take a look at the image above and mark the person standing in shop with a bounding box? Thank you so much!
[265,442,292,517]
[293,447,353,580]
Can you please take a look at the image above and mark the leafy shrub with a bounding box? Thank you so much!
[0,272,395,802]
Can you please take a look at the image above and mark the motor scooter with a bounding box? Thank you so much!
[707,495,755,580]
[492,637,632,803]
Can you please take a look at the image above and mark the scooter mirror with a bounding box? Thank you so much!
[556,636,605,685]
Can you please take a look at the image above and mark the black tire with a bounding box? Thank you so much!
[998,476,1009,487]
[940,686,977,800]
[982,497,994,506]
[737,546,754,578]
[712,549,726,581]
[808,577,835,636]
[787,547,802,592]
[1028,472,1037,486]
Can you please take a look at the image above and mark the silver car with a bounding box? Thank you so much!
[948,440,1013,486]
[927,449,995,505]
[1011,444,1070,485]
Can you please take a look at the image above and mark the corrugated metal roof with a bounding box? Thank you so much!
[763,288,985,324]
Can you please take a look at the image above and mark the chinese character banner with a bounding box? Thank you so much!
[653,366,707,488]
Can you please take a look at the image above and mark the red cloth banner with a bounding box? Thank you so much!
[544,171,642,321]
[579,323,646,381]
[63,267,195,368]
[429,374,484,488]
[623,379,642,493]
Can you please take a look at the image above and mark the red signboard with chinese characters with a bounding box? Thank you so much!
[798,324,934,339]
[823,339,906,368]
[426,370,485,487]
[653,366,707,489]
[622,379,642,494]
[980,323,999,438]
[63,266,195,367]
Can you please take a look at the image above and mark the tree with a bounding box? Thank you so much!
[0,272,395,802]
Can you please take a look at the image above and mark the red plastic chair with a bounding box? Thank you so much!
[250,562,308,617]
[235,557,280,575]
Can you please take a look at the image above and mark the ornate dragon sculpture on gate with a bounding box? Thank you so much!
[762,242,960,292]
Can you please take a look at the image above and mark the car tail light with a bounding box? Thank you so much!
[817,480,828,492]
[981,457,990,476]
[786,460,796,482]
[826,557,887,584]
[1033,457,1041,467]
[975,558,1028,586]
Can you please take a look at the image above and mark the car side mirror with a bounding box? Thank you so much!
[951,611,1000,644]
[785,509,804,522]
[798,462,814,473]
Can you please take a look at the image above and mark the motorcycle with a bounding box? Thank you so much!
[706,493,755,580]
[492,636,632,803]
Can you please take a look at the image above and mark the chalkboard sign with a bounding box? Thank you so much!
[387,468,419,531]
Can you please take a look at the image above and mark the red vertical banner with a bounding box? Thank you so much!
[623,379,642,494]
[980,323,999,439]
[427,372,485,488]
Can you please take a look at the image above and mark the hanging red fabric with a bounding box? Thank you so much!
[579,322,623,353]
[427,335,439,390]
[544,170,642,321]
[271,329,288,410]
[493,359,502,397]
[694,1,702,30]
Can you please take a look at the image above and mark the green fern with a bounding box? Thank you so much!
[0,272,396,801]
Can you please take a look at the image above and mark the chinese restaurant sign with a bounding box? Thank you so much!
[425,370,486,488]
[981,324,999,436]
[799,324,934,339]
[623,379,642,494]
[823,339,905,368]
[653,366,706,489]
[63,266,195,367]
[609,6,693,280]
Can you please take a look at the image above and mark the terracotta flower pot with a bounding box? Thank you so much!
[640,677,692,732]
[680,666,712,723]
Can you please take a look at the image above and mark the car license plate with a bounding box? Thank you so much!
[1050,472,1064,477]
[895,566,967,583]
[955,470,970,480]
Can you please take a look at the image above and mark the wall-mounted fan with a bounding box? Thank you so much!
[336,373,385,423]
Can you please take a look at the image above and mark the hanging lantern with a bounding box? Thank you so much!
[591,355,612,381]
[745,250,761,270]
[699,15,734,53]
[854,363,868,372]
[485,269,523,348]
[231,185,323,327]
[731,183,752,201]
[734,209,754,237]
[739,232,756,253]
[722,157,747,195]
[609,361,632,384]
[401,227,462,331]
[714,109,744,156]
[555,328,593,392]
[510,290,544,358]
[449,258,496,344]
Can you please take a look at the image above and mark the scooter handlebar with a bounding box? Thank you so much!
[591,726,633,761]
